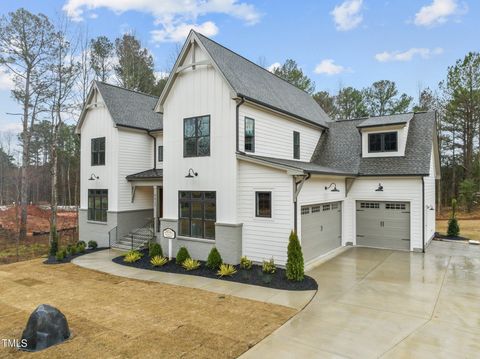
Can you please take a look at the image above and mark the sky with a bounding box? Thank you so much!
[0,0,478,137]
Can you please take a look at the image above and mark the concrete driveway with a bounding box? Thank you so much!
[241,241,480,358]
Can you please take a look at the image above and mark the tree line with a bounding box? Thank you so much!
[0,8,168,243]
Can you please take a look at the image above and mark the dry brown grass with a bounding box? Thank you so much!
[436,219,480,241]
[0,259,295,358]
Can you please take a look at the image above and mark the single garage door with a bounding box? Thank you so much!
[301,202,342,262]
[356,201,410,250]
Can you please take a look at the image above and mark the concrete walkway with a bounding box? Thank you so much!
[240,240,480,358]
[72,249,315,310]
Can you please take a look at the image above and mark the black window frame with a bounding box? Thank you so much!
[88,189,108,222]
[178,191,216,240]
[368,132,398,153]
[293,131,300,159]
[255,191,272,218]
[183,115,211,157]
[244,117,255,153]
[158,145,163,162]
[91,137,105,166]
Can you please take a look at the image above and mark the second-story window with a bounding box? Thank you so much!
[293,131,300,159]
[184,115,210,157]
[244,117,255,152]
[91,137,105,166]
[158,145,163,162]
[368,132,398,153]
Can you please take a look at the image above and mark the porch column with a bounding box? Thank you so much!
[153,185,158,234]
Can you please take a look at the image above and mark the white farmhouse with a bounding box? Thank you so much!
[76,31,440,266]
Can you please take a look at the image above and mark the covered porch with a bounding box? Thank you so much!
[126,168,163,235]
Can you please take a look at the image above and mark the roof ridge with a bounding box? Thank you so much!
[193,31,316,98]
[95,80,159,99]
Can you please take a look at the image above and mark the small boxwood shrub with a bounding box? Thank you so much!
[55,249,66,261]
[88,240,98,249]
[77,243,86,253]
[175,246,190,264]
[286,231,304,281]
[77,240,86,247]
[149,242,163,258]
[206,247,222,270]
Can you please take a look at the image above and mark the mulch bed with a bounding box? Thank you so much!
[43,247,108,264]
[112,250,318,291]
[435,232,472,241]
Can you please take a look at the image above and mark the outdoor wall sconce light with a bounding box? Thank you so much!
[375,183,384,192]
[88,173,99,181]
[426,205,435,211]
[325,183,340,192]
[185,168,198,178]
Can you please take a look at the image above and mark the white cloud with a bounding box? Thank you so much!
[331,0,363,31]
[0,69,14,91]
[414,0,466,27]
[151,21,219,43]
[155,71,170,79]
[63,0,260,43]
[266,62,281,72]
[0,122,22,133]
[314,59,348,75]
[375,47,444,62]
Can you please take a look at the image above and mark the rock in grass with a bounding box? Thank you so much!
[21,304,70,351]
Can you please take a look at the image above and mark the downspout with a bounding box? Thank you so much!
[236,97,245,152]
[422,176,425,253]
[147,131,157,169]
[293,173,311,233]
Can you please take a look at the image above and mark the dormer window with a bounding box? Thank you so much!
[368,132,397,153]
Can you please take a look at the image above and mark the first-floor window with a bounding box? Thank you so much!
[88,189,108,222]
[256,191,272,218]
[178,191,216,239]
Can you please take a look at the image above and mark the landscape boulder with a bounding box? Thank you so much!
[20,304,70,351]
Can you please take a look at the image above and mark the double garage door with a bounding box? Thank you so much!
[301,202,342,262]
[356,201,410,250]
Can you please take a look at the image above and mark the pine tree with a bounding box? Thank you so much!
[286,231,304,281]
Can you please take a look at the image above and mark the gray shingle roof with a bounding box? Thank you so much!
[357,113,413,128]
[194,32,330,129]
[96,81,163,131]
[312,112,436,176]
[238,153,356,176]
[126,168,163,180]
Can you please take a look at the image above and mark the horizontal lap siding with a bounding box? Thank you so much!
[118,129,154,211]
[238,161,293,265]
[344,177,423,250]
[238,104,322,162]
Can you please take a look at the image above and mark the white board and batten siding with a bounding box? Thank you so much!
[238,104,322,162]
[424,148,436,244]
[117,128,154,211]
[162,43,238,223]
[79,91,119,211]
[238,161,293,265]
[343,177,424,250]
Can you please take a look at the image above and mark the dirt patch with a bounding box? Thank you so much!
[0,259,296,358]
[436,219,480,241]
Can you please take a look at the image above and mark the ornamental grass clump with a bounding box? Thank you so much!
[149,242,163,258]
[182,258,200,271]
[150,255,168,267]
[447,199,460,237]
[124,250,142,263]
[286,231,304,281]
[217,263,237,277]
[175,246,191,264]
[206,247,223,270]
